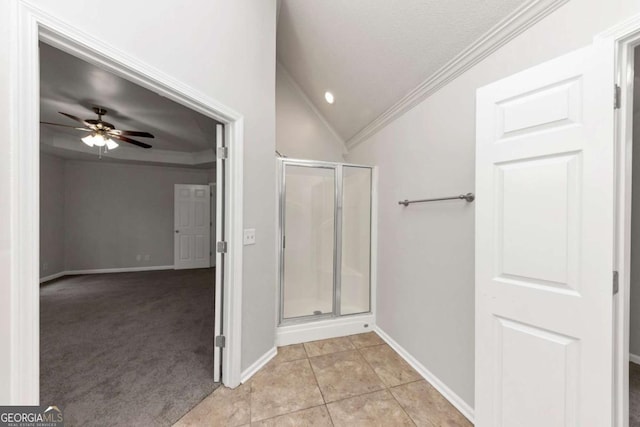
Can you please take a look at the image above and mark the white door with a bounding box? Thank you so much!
[475,40,615,426]
[174,184,211,269]
[213,124,225,382]
[210,183,217,267]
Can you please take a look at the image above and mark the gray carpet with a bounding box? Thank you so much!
[633,362,640,426]
[40,268,219,427]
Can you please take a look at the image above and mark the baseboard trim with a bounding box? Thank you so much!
[276,314,375,347]
[374,326,475,423]
[66,265,175,275]
[630,353,640,365]
[39,271,66,284]
[241,347,277,383]
[39,265,175,282]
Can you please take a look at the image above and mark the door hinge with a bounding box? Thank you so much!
[613,270,619,295]
[614,84,621,109]
[215,335,226,348]
[217,241,228,253]
[217,147,228,159]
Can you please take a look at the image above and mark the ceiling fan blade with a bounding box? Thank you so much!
[112,134,152,149]
[59,112,95,128]
[40,121,92,131]
[108,129,155,138]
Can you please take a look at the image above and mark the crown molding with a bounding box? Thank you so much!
[345,0,569,151]
[276,61,348,155]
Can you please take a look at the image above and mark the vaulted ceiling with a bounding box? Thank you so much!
[277,0,528,143]
[40,43,220,167]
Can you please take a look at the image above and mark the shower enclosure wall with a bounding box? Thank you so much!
[277,158,375,332]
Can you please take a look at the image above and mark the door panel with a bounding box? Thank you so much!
[282,164,336,320]
[174,184,211,270]
[213,124,224,383]
[340,166,372,315]
[475,41,614,427]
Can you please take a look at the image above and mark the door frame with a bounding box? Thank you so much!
[7,0,244,402]
[598,12,640,427]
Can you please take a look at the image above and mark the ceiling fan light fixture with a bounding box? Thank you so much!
[81,134,98,147]
[105,138,119,150]
[93,135,107,147]
[45,108,153,155]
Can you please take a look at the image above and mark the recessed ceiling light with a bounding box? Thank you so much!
[324,92,334,104]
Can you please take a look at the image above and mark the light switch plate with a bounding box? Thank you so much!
[243,228,256,246]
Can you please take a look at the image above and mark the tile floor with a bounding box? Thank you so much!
[174,332,472,426]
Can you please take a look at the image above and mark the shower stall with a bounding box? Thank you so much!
[277,158,375,338]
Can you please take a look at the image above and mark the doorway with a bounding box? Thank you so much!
[8,3,244,405]
[621,37,640,427]
[37,40,226,424]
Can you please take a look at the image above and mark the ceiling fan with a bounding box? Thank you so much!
[41,107,154,150]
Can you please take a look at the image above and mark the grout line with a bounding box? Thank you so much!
[356,342,419,426]
[307,355,328,405]
[302,342,310,358]
[325,387,386,405]
[325,403,336,427]
[251,404,329,425]
[355,345,387,389]
[306,345,357,359]
[388,387,419,427]
[354,342,386,350]
[304,359,335,426]
[248,383,252,425]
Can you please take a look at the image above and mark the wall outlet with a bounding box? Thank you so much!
[243,228,256,246]
[136,254,142,261]
[144,254,150,261]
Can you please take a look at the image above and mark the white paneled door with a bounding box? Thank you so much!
[174,184,211,270]
[475,40,615,427]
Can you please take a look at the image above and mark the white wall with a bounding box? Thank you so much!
[40,153,65,278]
[0,0,277,398]
[63,161,210,271]
[346,0,640,408]
[276,64,345,162]
[0,2,11,399]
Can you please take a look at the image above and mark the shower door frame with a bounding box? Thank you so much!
[277,158,375,326]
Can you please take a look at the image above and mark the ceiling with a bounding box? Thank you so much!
[40,43,220,167]
[277,0,528,142]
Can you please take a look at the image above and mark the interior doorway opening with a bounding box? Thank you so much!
[7,0,245,408]
[626,42,640,427]
[38,41,226,424]
[614,18,640,427]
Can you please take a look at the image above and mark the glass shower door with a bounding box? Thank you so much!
[340,166,372,315]
[281,164,336,320]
